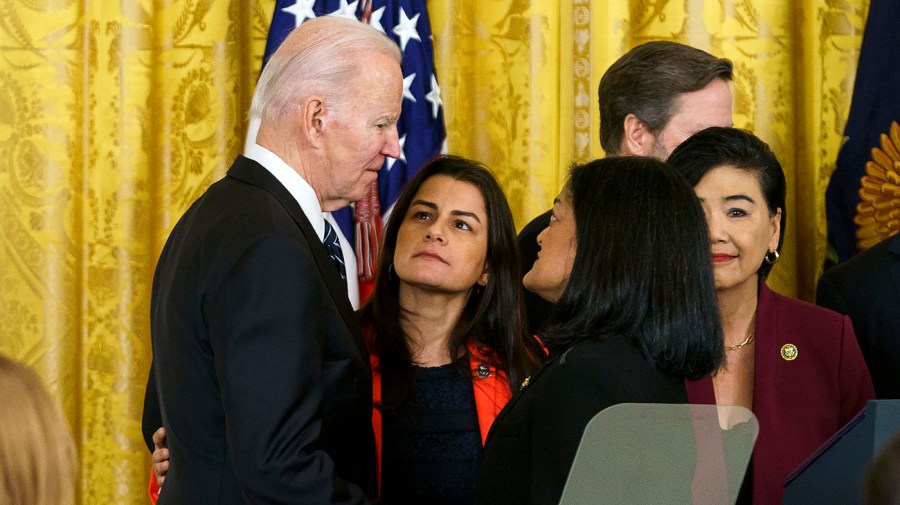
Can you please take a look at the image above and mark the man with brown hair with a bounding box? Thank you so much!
[519,41,734,333]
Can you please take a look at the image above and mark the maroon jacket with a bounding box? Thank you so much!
[687,279,875,505]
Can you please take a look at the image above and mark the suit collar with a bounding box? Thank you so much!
[484,342,572,446]
[244,144,327,240]
[753,278,781,387]
[227,156,368,362]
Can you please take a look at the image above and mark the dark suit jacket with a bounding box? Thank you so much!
[475,335,688,505]
[144,156,376,504]
[517,209,554,335]
[687,280,874,505]
[816,233,900,398]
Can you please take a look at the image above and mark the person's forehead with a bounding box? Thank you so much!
[697,165,765,195]
[350,56,403,107]
[667,79,733,130]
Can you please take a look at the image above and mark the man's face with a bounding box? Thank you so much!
[319,52,402,210]
[648,78,733,160]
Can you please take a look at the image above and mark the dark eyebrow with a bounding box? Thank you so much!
[723,194,756,205]
[411,200,482,223]
[411,200,438,210]
[450,210,481,223]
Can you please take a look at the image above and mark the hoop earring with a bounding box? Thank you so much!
[388,263,396,281]
[764,249,780,265]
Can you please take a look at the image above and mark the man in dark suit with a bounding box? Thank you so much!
[518,42,734,335]
[816,233,900,398]
[142,16,402,504]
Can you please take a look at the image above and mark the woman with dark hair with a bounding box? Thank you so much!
[359,155,543,504]
[666,126,874,505]
[475,156,724,505]
[147,155,543,504]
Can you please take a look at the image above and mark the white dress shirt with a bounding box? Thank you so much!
[244,143,360,309]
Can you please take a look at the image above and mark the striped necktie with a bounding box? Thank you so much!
[322,219,347,282]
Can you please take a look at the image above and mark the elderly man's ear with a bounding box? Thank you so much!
[301,96,328,147]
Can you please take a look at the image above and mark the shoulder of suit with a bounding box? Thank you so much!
[767,288,847,331]
[822,236,898,282]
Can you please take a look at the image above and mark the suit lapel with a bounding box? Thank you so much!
[753,279,779,414]
[484,349,558,443]
[226,156,368,363]
[751,278,782,495]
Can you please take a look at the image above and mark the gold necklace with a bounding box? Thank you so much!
[725,330,755,351]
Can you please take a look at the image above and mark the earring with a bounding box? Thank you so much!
[764,249,780,265]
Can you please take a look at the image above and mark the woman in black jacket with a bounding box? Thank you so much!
[475,156,724,505]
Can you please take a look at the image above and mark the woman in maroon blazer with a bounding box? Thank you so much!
[668,127,875,505]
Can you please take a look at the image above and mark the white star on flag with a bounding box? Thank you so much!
[425,73,442,119]
[402,73,417,102]
[329,0,359,20]
[283,0,316,26]
[386,134,408,171]
[392,7,421,51]
[368,6,386,33]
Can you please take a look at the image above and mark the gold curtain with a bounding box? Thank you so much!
[0,1,271,503]
[430,0,870,300]
[0,1,868,503]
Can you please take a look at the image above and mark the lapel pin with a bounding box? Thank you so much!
[520,376,531,390]
[780,343,798,361]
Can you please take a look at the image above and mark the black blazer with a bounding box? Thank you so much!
[144,156,376,504]
[816,233,900,398]
[475,335,687,505]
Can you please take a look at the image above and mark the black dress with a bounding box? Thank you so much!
[381,362,482,505]
[475,335,688,505]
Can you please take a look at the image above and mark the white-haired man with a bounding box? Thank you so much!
[143,16,401,504]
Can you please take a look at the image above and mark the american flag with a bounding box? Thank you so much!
[261,0,447,300]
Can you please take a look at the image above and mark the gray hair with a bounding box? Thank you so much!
[249,16,402,124]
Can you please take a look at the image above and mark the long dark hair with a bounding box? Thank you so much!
[667,126,787,278]
[359,155,543,407]
[544,156,724,380]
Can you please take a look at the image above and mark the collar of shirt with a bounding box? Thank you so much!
[243,142,360,309]
[244,143,326,242]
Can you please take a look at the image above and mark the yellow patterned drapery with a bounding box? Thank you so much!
[0,2,271,503]
[0,1,869,503]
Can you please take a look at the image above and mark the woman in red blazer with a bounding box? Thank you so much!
[148,156,543,504]
[668,127,875,505]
